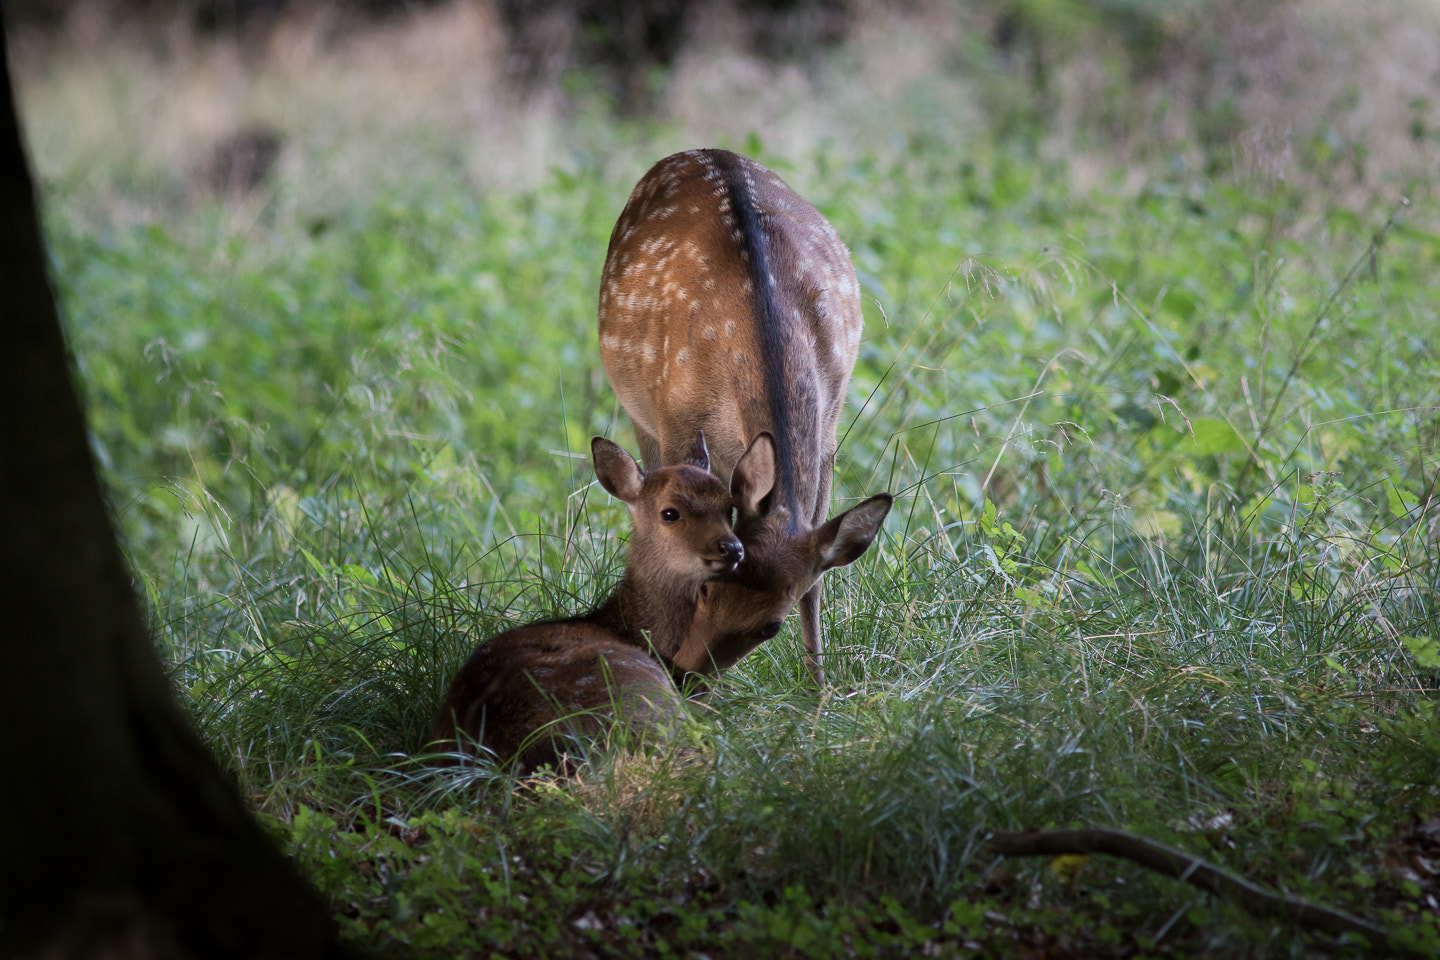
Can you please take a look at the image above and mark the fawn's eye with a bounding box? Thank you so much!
[661,508,680,523]
[758,621,782,639]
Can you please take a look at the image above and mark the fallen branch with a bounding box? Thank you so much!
[987,828,1405,952]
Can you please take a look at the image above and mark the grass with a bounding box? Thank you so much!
[14,0,1440,955]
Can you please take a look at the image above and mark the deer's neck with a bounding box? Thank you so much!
[589,566,700,661]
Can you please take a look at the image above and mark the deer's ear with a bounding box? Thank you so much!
[681,431,711,472]
[731,432,777,521]
[814,494,892,571]
[592,437,645,503]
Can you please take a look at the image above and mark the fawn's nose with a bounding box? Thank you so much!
[718,537,744,565]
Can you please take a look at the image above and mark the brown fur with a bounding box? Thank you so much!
[432,622,681,773]
[599,148,880,684]
[431,435,738,772]
[670,436,893,679]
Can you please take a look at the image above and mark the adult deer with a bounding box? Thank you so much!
[432,434,745,772]
[598,148,881,685]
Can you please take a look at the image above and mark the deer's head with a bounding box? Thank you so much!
[671,433,892,677]
[592,433,743,585]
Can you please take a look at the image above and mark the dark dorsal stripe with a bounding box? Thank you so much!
[709,150,802,526]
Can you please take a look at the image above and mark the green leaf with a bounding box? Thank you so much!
[1134,508,1181,541]
[1387,484,1419,517]
[1401,636,1440,669]
[980,497,998,538]
[1186,417,1244,455]
[300,547,327,578]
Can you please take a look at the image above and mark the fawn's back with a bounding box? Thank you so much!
[432,621,680,774]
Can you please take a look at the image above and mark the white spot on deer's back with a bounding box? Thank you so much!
[703,325,717,340]
[676,348,689,364]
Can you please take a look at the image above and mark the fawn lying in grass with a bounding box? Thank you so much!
[432,431,888,772]
[432,434,748,772]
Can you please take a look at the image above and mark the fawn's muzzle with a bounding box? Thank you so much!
[718,537,744,566]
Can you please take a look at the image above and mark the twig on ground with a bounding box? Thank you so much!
[987,827,1411,954]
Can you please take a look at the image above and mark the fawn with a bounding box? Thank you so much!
[668,433,892,680]
[432,434,755,772]
[599,148,886,684]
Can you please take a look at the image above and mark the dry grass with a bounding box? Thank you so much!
[10,0,1437,232]
[1053,0,1440,198]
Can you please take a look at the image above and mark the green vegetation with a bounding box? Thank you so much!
[18,0,1440,955]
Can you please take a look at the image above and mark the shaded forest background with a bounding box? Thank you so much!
[8,0,1435,216]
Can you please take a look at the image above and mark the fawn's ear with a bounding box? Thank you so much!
[592,437,645,504]
[681,431,711,472]
[731,432,777,521]
[814,494,892,571]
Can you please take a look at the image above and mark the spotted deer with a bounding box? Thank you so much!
[431,434,747,772]
[598,148,885,685]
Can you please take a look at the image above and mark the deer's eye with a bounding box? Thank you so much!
[661,508,680,523]
[758,621,782,639]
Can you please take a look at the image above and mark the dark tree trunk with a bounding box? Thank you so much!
[0,17,344,959]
